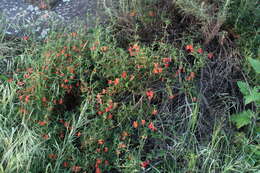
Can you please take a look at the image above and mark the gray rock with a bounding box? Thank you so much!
[0,0,116,39]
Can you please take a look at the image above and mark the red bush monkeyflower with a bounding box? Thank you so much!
[38,121,47,126]
[121,71,127,79]
[71,165,81,173]
[104,160,109,165]
[7,78,13,83]
[59,98,63,104]
[197,48,203,54]
[90,46,97,51]
[151,109,158,115]
[190,72,195,78]
[146,90,154,100]
[96,159,102,166]
[42,134,49,139]
[97,111,103,115]
[70,32,77,37]
[162,57,171,63]
[140,160,150,168]
[107,114,113,119]
[62,161,69,168]
[23,73,30,79]
[95,167,101,173]
[22,36,29,41]
[104,147,108,152]
[192,97,197,102]
[141,119,146,125]
[153,67,163,74]
[25,95,30,103]
[63,122,70,128]
[164,63,170,68]
[75,132,81,137]
[208,53,214,59]
[48,154,57,159]
[108,80,113,85]
[148,122,157,131]
[17,81,25,86]
[128,44,140,56]
[100,46,109,52]
[114,78,120,85]
[185,44,194,53]
[98,139,105,145]
[42,97,47,102]
[133,121,138,128]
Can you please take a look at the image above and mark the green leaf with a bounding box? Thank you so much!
[244,86,260,105]
[230,110,254,129]
[248,58,260,74]
[237,81,250,96]
[0,74,8,81]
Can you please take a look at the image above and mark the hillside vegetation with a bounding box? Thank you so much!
[0,0,259,172]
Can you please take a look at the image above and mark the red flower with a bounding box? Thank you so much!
[148,122,157,131]
[95,167,101,173]
[97,111,103,115]
[62,161,69,167]
[104,160,109,165]
[146,90,154,100]
[17,81,25,86]
[71,32,77,37]
[25,95,30,103]
[42,97,47,102]
[23,73,30,79]
[38,121,47,126]
[104,147,108,152]
[107,114,113,119]
[71,166,81,173]
[197,48,203,54]
[42,134,49,139]
[121,71,127,79]
[108,80,113,84]
[140,160,150,168]
[185,45,194,53]
[208,53,213,59]
[114,78,120,85]
[59,98,63,104]
[75,132,81,137]
[96,158,102,166]
[48,154,57,159]
[162,57,171,63]
[141,119,146,125]
[128,44,140,56]
[151,109,158,115]
[22,36,29,41]
[164,63,170,68]
[7,78,13,83]
[98,139,104,145]
[133,121,138,128]
[153,67,163,74]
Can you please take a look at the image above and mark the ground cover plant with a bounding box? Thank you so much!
[0,0,259,172]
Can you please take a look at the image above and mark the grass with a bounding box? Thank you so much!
[0,0,259,172]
